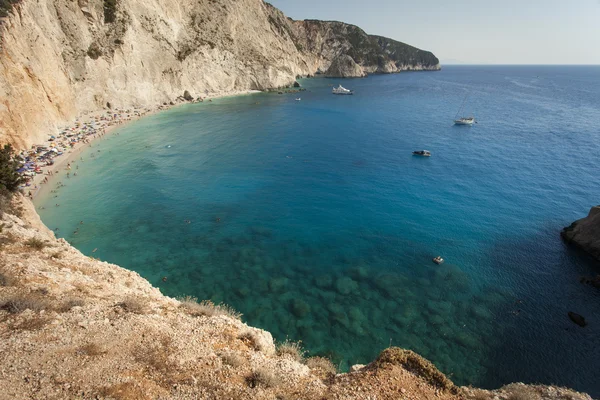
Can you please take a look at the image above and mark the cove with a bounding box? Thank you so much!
[36,66,600,396]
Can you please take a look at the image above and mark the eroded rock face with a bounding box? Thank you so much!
[562,206,600,262]
[325,54,366,78]
[0,0,440,148]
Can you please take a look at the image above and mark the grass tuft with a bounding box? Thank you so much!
[117,297,148,314]
[305,356,337,378]
[238,329,263,352]
[276,339,305,362]
[246,367,279,388]
[25,237,47,250]
[219,352,245,368]
[78,343,107,357]
[1,293,48,314]
[178,296,241,320]
[56,297,85,312]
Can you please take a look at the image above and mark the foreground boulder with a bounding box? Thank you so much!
[561,206,600,261]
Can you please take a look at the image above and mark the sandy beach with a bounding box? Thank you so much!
[25,89,261,203]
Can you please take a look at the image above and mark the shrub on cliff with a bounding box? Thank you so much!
[0,0,20,18]
[103,0,117,23]
[0,144,24,214]
[0,144,23,194]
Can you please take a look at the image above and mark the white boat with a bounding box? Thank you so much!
[433,256,444,265]
[412,150,431,157]
[332,84,353,95]
[454,94,475,125]
[454,117,475,125]
[295,98,301,101]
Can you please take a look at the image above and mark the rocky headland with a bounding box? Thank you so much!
[562,206,600,262]
[0,0,593,399]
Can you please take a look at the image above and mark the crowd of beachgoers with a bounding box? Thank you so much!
[15,105,171,199]
[14,92,241,199]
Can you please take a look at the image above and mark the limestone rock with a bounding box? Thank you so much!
[0,0,440,148]
[325,55,366,78]
[350,364,365,372]
[562,206,600,261]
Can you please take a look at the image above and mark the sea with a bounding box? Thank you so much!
[36,66,600,396]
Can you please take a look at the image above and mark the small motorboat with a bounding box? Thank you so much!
[412,150,431,157]
[433,256,444,265]
[295,98,301,101]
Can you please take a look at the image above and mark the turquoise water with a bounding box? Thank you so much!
[37,66,600,395]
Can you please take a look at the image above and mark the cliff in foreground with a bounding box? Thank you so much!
[0,0,438,148]
[0,197,592,399]
[562,206,600,261]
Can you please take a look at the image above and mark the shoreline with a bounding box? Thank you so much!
[27,89,262,203]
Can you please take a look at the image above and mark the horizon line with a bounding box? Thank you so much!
[440,63,600,66]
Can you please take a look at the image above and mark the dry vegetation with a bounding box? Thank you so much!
[78,342,107,357]
[25,237,47,250]
[276,339,305,362]
[117,296,149,314]
[220,351,246,368]
[246,367,280,389]
[178,295,241,319]
[238,329,263,351]
[305,356,337,378]
[0,293,49,313]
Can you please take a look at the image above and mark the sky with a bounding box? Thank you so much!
[267,0,600,65]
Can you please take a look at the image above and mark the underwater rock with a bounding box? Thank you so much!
[335,277,359,295]
[568,312,587,327]
[348,266,369,281]
[268,277,288,293]
[470,304,494,321]
[315,274,333,289]
[291,299,311,317]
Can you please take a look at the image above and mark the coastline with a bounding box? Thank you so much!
[28,89,261,203]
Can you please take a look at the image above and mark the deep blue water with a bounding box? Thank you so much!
[37,66,600,395]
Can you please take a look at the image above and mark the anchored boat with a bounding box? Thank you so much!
[454,94,475,125]
[454,117,475,125]
[332,84,353,95]
[412,150,431,157]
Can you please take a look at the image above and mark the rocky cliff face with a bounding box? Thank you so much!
[562,206,600,261]
[0,0,439,148]
[325,54,366,78]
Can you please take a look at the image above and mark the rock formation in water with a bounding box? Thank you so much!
[562,206,600,262]
[0,0,439,148]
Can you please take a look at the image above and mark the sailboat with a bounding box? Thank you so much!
[454,94,475,126]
